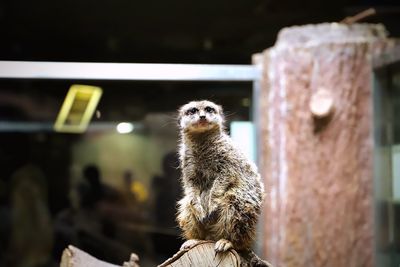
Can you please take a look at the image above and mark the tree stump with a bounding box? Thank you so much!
[256,23,396,267]
[158,241,241,267]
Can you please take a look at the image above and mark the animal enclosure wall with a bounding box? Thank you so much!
[257,23,395,267]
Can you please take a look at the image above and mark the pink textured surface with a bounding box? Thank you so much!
[258,23,389,267]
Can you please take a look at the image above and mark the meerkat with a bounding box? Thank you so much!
[176,100,270,267]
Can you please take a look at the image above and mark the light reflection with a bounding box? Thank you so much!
[116,122,134,134]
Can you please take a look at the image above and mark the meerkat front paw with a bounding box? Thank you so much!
[180,239,201,250]
[214,239,233,253]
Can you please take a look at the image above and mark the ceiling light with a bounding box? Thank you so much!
[54,84,102,133]
[116,122,134,134]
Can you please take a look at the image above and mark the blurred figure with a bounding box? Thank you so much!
[152,152,182,228]
[82,165,105,203]
[8,164,53,267]
[150,152,182,262]
[82,165,120,204]
[54,165,133,264]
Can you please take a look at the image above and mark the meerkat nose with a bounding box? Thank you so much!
[200,115,206,120]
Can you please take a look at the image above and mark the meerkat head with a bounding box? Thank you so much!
[178,100,225,134]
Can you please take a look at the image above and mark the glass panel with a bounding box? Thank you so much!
[0,79,252,267]
[373,62,400,267]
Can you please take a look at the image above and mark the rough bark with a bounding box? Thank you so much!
[60,245,139,267]
[258,23,395,267]
[158,241,241,267]
[59,242,243,267]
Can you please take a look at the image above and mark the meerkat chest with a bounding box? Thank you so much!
[184,155,222,183]
[199,189,212,210]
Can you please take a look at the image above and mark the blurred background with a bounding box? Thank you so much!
[0,0,399,267]
[0,0,400,63]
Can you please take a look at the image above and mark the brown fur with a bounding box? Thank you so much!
[176,100,268,266]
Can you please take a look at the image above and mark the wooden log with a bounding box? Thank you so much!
[257,23,396,267]
[60,245,139,267]
[59,241,274,267]
[158,241,241,267]
[59,242,252,267]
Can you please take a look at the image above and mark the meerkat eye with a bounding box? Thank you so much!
[186,107,198,115]
[204,106,216,113]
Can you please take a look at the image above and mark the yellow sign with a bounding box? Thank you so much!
[54,85,102,133]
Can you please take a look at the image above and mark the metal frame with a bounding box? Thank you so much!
[0,121,143,132]
[0,60,261,135]
[372,49,400,267]
[0,61,260,81]
[0,60,262,136]
[0,59,261,140]
[0,60,265,253]
[373,44,400,70]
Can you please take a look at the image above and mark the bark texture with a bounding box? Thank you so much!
[59,245,139,267]
[258,23,393,267]
[158,241,241,267]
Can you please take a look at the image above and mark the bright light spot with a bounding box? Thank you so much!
[116,122,134,134]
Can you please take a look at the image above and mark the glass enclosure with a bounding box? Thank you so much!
[374,61,400,267]
[0,79,253,267]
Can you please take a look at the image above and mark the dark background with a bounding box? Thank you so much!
[0,0,399,64]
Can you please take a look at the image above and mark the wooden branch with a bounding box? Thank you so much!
[340,8,376,24]
[158,241,241,267]
[309,89,334,118]
[60,245,139,267]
